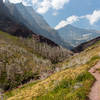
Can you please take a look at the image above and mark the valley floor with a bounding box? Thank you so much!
[89,61,100,100]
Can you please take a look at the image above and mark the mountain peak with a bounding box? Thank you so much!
[59,24,79,31]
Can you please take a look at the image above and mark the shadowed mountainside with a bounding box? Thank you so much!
[73,36,100,53]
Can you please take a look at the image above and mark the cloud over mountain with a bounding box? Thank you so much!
[55,10,100,29]
[86,10,100,25]
[3,0,70,14]
[55,16,79,29]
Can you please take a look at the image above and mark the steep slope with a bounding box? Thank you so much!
[0,0,73,62]
[0,30,52,91]
[4,34,100,100]
[0,0,33,37]
[1,0,72,49]
[58,24,100,47]
[0,1,58,47]
[0,29,73,91]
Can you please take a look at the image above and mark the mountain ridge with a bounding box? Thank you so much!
[1,0,73,49]
[58,24,100,47]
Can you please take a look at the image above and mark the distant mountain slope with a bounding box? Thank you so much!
[0,0,72,49]
[58,24,100,47]
[73,36,100,53]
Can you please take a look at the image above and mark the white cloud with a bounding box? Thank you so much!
[5,0,70,14]
[3,0,6,2]
[8,0,22,3]
[85,10,100,25]
[36,0,51,14]
[22,0,32,6]
[36,0,70,14]
[32,0,38,5]
[3,0,22,3]
[51,0,70,10]
[55,16,79,29]
[20,0,38,6]
[55,10,100,29]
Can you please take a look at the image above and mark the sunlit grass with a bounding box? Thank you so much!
[5,55,100,100]
[2,30,100,100]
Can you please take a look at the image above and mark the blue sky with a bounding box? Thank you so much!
[41,0,100,30]
[6,0,100,30]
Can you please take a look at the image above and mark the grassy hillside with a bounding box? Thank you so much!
[4,35,100,100]
[0,31,53,91]
[0,30,72,92]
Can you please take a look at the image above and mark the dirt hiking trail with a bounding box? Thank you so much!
[88,61,100,100]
